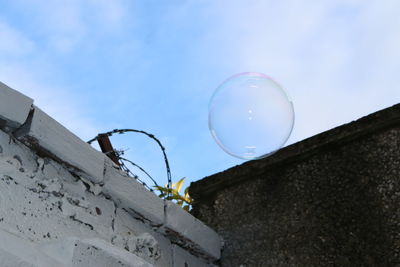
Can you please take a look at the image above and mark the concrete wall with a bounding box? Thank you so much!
[190,104,400,266]
[0,82,222,267]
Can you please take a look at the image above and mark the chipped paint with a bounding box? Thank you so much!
[0,82,221,266]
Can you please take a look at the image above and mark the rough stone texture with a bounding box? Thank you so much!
[0,82,33,132]
[190,103,400,266]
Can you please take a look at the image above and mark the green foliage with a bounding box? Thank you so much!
[154,177,193,211]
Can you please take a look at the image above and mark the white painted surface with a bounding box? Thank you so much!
[0,229,66,267]
[73,238,154,267]
[113,208,172,266]
[103,159,165,226]
[0,249,37,267]
[0,83,222,265]
[0,132,166,266]
[41,238,154,267]
[163,201,222,260]
[16,107,106,183]
[0,82,33,131]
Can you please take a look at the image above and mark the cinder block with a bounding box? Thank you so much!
[162,201,221,261]
[172,245,215,267]
[15,107,106,183]
[103,159,165,226]
[0,82,33,132]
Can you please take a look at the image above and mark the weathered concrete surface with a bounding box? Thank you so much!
[0,82,33,132]
[103,159,165,226]
[0,81,222,266]
[41,238,154,267]
[161,201,221,261]
[14,107,106,184]
[0,126,216,266]
[113,208,173,266]
[0,130,158,265]
[190,103,400,266]
[0,229,66,267]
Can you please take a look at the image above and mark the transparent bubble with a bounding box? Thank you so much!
[208,72,295,160]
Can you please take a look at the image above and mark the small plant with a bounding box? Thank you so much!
[154,177,193,211]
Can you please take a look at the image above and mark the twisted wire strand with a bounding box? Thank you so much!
[119,157,160,188]
[87,129,172,198]
[118,159,155,192]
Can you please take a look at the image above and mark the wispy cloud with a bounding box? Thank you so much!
[0,0,399,184]
[0,14,104,139]
[0,61,99,140]
[190,0,400,143]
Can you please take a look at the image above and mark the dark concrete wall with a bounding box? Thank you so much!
[190,104,400,267]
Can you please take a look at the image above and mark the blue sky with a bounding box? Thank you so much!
[0,0,399,189]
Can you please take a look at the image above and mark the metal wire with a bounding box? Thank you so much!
[87,129,172,197]
[119,157,160,188]
[119,159,155,192]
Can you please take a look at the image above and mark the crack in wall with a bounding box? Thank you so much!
[0,114,218,266]
[69,215,94,231]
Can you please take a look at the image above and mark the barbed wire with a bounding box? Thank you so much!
[119,157,160,189]
[119,158,155,192]
[87,129,171,197]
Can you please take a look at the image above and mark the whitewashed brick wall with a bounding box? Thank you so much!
[0,82,221,267]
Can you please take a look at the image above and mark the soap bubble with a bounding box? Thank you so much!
[208,72,294,160]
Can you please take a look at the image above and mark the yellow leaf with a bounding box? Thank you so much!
[155,178,192,211]
[174,177,185,193]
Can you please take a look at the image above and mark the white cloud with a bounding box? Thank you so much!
[194,0,400,143]
[0,0,131,139]
[0,20,99,140]
[0,62,99,140]
[9,0,128,53]
[1,0,399,183]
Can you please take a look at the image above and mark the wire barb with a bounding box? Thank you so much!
[87,129,172,198]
